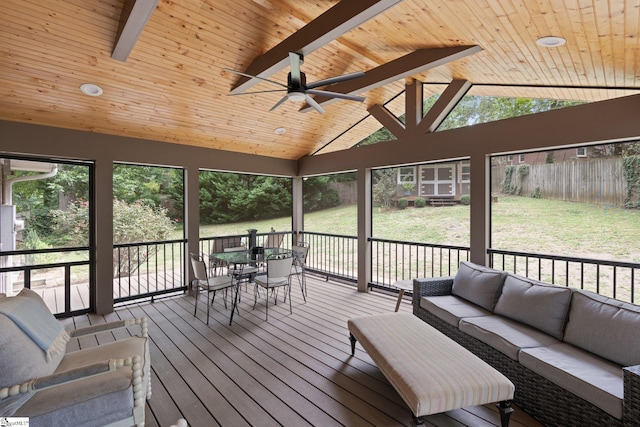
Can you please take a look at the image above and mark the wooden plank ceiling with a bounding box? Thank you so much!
[1,0,639,160]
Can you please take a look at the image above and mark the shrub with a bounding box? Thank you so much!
[50,199,175,277]
[397,198,409,210]
[531,187,542,199]
[414,197,426,208]
[460,194,471,205]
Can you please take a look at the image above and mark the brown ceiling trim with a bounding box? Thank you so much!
[300,46,482,113]
[229,0,402,94]
[112,0,160,61]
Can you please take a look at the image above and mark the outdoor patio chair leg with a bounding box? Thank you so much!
[193,290,199,316]
[206,290,211,325]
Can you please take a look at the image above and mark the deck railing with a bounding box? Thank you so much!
[370,238,470,289]
[299,231,358,282]
[489,248,640,304]
[5,232,637,317]
[0,247,92,317]
[113,239,187,304]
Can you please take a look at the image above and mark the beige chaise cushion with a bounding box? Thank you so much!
[348,313,514,417]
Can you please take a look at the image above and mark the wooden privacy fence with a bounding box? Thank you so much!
[491,157,627,205]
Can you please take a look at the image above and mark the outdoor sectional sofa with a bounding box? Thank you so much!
[0,288,151,426]
[413,261,640,427]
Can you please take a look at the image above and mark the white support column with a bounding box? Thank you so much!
[292,176,304,244]
[469,153,490,266]
[357,168,372,292]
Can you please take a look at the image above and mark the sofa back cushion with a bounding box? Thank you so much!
[564,290,640,367]
[0,289,66,389]
[494,274,572,340]
[451,261,506,311]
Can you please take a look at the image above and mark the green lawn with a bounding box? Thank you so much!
[195,195,640,263]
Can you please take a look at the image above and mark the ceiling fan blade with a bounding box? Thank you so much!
[289,52,302,87]
[306,89,365,102]
[306,71,365,89]
[304,94,325,114]
[269,95,289,112]
[227,89,286,96]
[224,68,287,88]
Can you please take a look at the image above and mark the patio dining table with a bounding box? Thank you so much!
[210,247,292,324]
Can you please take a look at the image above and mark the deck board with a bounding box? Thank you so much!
[66,274,543,427]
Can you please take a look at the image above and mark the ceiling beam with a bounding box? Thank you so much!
[111,0,160,61]
[368,104,406,138]
[229,0,403,94]
[413,79,472,135]
[300,46,482,113]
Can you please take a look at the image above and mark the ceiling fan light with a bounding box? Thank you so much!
[287,91,306,102]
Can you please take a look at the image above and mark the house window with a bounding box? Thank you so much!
[398,166,416,184]
[506,155,513,163]
[461,164,471,183]
[518,154,525,163]
[576,147,587,157]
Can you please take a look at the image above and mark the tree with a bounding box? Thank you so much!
[199,171,292,224]
[303,176,340,212]
[372,169,398,208]
[50,199,175,276]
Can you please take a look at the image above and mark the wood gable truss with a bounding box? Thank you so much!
[369,78,473,139]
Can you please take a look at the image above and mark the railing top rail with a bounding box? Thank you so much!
[300,231,357,239]
[199,234,250,241]
[114,238,186,248]
[1,246,91,256]
[370,237,470,251]
[489,248,640,269]
[0,259,89,273]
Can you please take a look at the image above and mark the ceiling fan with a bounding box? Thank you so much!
[224,52,366,114]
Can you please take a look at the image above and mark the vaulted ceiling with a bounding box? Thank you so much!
[2,0,639,161]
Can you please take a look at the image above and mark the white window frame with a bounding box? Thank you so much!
[518,154,525,163]
[576,147,587,157]
[398,166,416,184]
[461,163,471,183]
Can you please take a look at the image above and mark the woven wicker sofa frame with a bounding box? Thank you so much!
[412,276,640,427]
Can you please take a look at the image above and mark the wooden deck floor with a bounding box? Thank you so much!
[63,275,543,427]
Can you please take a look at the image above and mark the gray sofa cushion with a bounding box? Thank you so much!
[564,290,640,367]
[420,295,493,327]
[519,343,623,419]
[451,261,507,311]
[494,274,572,340]
[460,315,560,360]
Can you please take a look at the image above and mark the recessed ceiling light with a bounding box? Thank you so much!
[274,127,286,135]
[536,36,566,47]
[80,83,103,97]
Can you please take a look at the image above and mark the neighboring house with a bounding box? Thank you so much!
[397,162,470,201]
